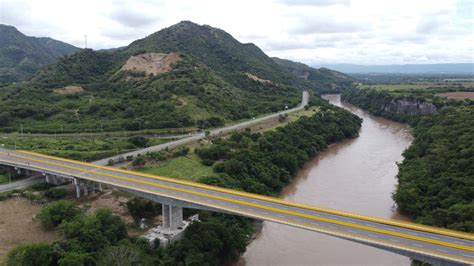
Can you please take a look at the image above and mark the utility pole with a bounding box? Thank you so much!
[20,124,24,139]
[8,172,11,184]
[85,35,87,49]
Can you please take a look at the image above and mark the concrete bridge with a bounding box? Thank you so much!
[0,149,472,265]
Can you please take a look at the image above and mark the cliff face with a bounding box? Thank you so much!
[340,87,439,123]
[383,99,437,115]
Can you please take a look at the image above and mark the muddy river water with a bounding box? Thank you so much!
[239,94,414,266]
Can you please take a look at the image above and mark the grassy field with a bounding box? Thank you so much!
[262,106,320,132]
[358,83,474,99]
[360,82,474,92]
[0,136,169,161]
[360,84,432,91]
[139,154,213,181]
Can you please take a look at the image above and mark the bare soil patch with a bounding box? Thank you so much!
[53,85,84,95]
[0,197,58,261]
[246,73,274,85]
[435,91,474,99]
[81,190,134,225]
[121,52,179,78]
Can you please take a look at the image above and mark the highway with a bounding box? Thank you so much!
[92,91,309,165]
[0,148,472,265]
[0,175,43,193]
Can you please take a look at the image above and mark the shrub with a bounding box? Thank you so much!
[132,156,146,167]
[37,200,82,228]
[44,188,68,200]
[172,147,189,157]
[58,252,94,266]
[5,243,54,266]
[60,209,127,252]
[30,182,56,191]
[128,136,148,148]
[126,197,162,223]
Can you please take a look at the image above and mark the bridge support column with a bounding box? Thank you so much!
[162,204,183,230]
[74,179,81,198]
[83,182,89,196]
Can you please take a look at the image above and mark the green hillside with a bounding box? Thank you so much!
[0,24,79,84]
[272,57,354,93]
[0,21,350,133]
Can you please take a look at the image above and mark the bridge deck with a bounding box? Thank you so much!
[0,149,472,265]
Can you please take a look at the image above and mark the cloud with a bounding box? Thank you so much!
[110,8,159,28]
[0,0,31,27]
[274,0,350,6]
[416,15,448,34]
[0,0,471,64]
[290,18,369,34]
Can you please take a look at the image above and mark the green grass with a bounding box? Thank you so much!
[0,174,7,184]
[0,136,169,161]
[360,84,431,91]
[139,154,213,181]
[263,106,320,132]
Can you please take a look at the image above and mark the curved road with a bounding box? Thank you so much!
[92,91,309,165]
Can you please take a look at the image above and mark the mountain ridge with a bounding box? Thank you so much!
[273,57,354,93]
[313,63,474,74]
[0,21,350,133]
[0,24,79,83]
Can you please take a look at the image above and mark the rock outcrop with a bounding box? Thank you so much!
[383,99,437,116]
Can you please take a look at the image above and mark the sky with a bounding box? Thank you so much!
[0,0,473,65]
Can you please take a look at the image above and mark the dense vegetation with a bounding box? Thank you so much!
[393,107,474,232]
[0,21,352,133]
[273,57,354,94]
[0,24,78,84]
[197,103,362,195]
[342,85,474,232]
[5,100,362,265]
[341,86,474,123]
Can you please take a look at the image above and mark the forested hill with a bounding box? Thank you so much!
[394,107,474,232]
[0,21,351,133]
[272,57,354,93]
[0,24,79,84]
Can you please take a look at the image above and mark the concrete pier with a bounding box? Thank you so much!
[162,204,183,230]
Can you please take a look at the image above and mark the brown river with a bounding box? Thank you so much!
[239,94,414,266]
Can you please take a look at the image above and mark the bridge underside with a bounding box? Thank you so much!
[2,163,470,266]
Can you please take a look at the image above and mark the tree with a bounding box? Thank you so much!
[58,252,94,266]
[132,156,146,167]
[97,244,152,265]
[5,243,54,266]
[128,136,148,148]
[37,200,82,228]
[44,188,68,200]
[126,197,162,223]
[60,208,127,252]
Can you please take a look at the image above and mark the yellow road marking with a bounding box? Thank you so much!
[15,150,474,241]
[1,152,473,253]
[0,157,472,265]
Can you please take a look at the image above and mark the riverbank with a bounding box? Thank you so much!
[341,88,474,233]
[240,94,413,265]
